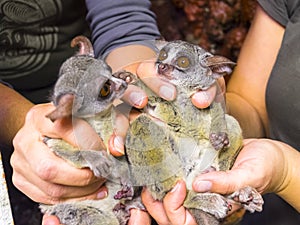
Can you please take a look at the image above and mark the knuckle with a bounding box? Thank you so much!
[11,173,24,190]
[36,159,58,181]
[9,152,18,169]
[44,185,66,200]
[81,169,98,186]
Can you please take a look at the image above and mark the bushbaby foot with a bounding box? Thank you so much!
[228,186,264,213]
[188,208,221,225]
[114,185,134,200]
[113,203,131,225]
[44,137,114,178]
[112,70,137,84]
[209,132,230,151]
[80,150,114,178]
[184,191,232,219]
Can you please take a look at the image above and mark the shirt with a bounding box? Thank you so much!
[0,0,160,103]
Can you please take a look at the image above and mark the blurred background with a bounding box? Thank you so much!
[151,0,256,61]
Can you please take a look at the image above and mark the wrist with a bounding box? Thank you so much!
[275,142,300,212]
[0,84,34,145]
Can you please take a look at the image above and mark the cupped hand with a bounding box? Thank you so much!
[109,60,226,153]
[12,103,108,205]
[192,138,287,196]
[141,180,197,225]
[137,60,226,109]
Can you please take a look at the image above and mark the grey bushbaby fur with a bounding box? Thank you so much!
[41,37,264,225]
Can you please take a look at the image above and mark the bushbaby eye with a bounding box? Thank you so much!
[99,83,111,98]
[158,49,168,61]
[177,56,190,68]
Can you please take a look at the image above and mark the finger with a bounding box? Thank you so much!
[51,117,105,150]
[191,78,226,109]
[29,103,105,150]
[137,61,177,101]
[16,136,107,201]
[191,85,217,109]
[15,135,101,186]
[141,188,170,225]
[108,105,130,156]
[163,180,197,225]
[192,169,242,194]
[11,163,107,204]
[42,214,61,225]
[128,209,151,225]
[122,84,148,109]
[193,139,270,195]
[192,168,257,195]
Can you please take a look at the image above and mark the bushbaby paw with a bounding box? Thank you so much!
[228,186,264,213]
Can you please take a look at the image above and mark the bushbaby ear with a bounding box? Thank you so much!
[71,35,95,57]
[204,55,236,79]
[46,93,75,122]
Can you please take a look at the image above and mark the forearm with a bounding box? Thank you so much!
[226,92,266,138]
[276,143,300,212]
[0,84,33,146]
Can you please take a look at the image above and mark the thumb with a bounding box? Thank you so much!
[192,169,249,195]
[163,180,187,210]
[42,214,61,225]
[163,180,188,225]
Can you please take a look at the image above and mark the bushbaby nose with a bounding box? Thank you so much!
[157,63,173,75]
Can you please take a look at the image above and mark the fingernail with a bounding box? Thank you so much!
[159,85,176,100]
[170,181,181,193]
[42,215,57,225]
[114,135,125,154]
[192,92,211,108]
[194,180,212,192]
[97,190,108,199]
[129,91,146,107]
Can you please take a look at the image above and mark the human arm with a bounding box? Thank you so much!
[14,1,159,223]
[0,83,33,146]
[190,5,285,137]
[140,5,291,224]
[0,83,106,223]
[192,138,300,212]
[225,5,284,137]
[142,138,300,225]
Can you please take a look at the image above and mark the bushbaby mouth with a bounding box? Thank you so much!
[156,62,175,79]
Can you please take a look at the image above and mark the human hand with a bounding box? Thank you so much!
[141,180,197,225]
[12,103,108,205]
[140,138,287,225]
[137,59,226,109]
[109,60,226,155]
[192,138,288,196]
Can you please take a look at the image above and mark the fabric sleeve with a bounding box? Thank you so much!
[257,0,300,27]
[85,0,161,58]
[257,0,289,26]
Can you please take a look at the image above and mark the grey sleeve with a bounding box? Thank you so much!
[85,0,161,58]
[257,0,289,27]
